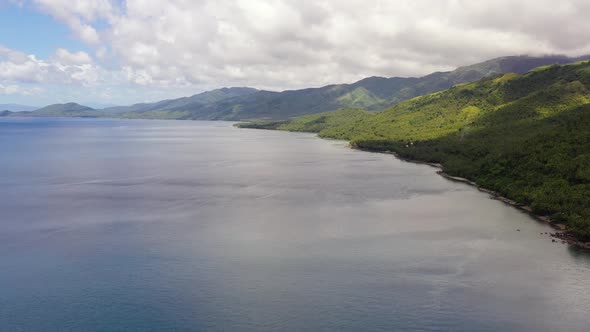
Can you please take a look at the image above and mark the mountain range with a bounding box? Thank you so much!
[5,55,589,121]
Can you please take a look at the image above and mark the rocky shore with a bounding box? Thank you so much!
[549,232,590,249]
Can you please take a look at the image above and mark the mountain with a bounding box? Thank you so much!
[102,87,259,115]
[107,55,590,121]
[354,54,590,110]
[240,60,590,240]
[0,104,38,112]
[23,103,98,117]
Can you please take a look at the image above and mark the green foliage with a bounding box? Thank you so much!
[335,87,384,108]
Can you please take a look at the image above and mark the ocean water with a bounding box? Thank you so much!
[1,117,589,331]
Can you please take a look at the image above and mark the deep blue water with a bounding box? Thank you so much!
[1,117,589,331]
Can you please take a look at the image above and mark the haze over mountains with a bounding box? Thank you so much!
[0,104,38,112]
[7,55,589,121]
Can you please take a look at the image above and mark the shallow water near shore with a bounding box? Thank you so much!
[1,118,590,331]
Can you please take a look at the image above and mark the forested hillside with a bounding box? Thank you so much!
[239,61,590,239]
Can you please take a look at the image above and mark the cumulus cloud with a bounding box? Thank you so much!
[6,0,590,104]
[0,46,47,83]
[0,46,100,85]
[53,48,93,65]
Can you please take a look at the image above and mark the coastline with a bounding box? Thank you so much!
[350,145,590,250]
[241,124,590,249]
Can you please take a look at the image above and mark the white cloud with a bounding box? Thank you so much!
[101,0,590,91]
[5,0,590,105]
[54,48,93,65]
[0,46,100,85]
[0,47,47,83]
[32,0,116,44]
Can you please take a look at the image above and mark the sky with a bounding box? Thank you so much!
[1,0,590,108]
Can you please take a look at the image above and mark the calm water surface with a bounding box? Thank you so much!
[1,118,589,331]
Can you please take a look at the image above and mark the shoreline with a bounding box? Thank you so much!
[352,146,590,250]
[238,124,590,249]
[239,122,589,249]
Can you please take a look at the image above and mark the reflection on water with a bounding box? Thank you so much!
[0,117,589,331]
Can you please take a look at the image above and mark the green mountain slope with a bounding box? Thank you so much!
[103,87,259,115]
[240,60,590,239]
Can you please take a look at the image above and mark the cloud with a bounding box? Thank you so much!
[0,46,100,85]
[32,0,116,44]
[0,46,47,83]
[99,0,590,90]
[7,0,590,105]
[54,48,93,65]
